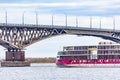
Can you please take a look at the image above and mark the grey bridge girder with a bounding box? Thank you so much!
[0,39,19,49]
[65,28,120,43]
[0,23,120,50]
[0,24,67,50]
[22,28,66,48]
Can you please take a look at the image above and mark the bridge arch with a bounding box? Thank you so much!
[0,23,120,50]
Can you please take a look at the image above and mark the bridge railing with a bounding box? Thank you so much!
[0,11,119,30]
[0,23,119,33]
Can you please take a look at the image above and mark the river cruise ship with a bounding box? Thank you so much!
[56,42,120,67]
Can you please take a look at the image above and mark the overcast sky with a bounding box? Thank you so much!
[0,0,120,58]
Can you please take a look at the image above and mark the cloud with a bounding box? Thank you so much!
[0,3,80,7]
[0,0,120,16]
[0,1,119,8]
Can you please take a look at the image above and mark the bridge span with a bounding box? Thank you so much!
[0,23,120,66]
[0,23,120,49]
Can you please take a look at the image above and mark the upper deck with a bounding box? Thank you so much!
[57,42,120,56]
[63,42,120,51]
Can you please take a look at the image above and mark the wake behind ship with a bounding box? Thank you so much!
[56,42,120,67]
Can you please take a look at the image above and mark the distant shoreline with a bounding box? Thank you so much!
[26,57,56,63]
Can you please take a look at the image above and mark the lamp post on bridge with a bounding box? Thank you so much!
[22,11,25,25]
[99,17,101,29]
[65,14,67,27]
[22,11,39,25]
[113,16,115,31]
[90,16,92,28]
[36,11,38,25]
[76,16,78,27]
[5,10,7,24]
[52,15,53,26]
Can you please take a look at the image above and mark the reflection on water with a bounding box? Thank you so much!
[0,63,120,80]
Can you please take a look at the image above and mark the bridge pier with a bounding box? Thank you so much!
[6,50,25,61]
[1,50,30,67]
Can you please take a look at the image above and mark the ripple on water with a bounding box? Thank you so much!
[0,63,120,80]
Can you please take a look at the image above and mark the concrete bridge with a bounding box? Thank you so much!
[0,23,120,66]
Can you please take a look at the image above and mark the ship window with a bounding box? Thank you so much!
[57,56,60,58]
[73,60,76,62]
[111,60,113,62]
[74,51,76,54]
[98,46,102,49]
[118,46,120,49]
[83,47,85,50]
[70,60,72,63]
[58,52,67,55]
[114,46,116,49]
[106,59,108,62]
[106,46,109,49]
[78,47,81,50]
[79,60,81,62]
[76,47,78,50]
[118,60,119,62]
[82,47,84,50]
[103,46,105,49]
[117,59,119,62]
[82,60,85,62]
[78,47,80,50]
[118,50,120,53]
[99,51,102,54]
[100,46,102,49]
[112,46,114,49]
[74,47,77,50]
[104,50,108,54]
[101,46,103,49]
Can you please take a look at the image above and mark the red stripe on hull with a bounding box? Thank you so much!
[56,59,120,67]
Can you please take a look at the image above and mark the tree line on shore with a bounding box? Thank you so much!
[26,57,56,63]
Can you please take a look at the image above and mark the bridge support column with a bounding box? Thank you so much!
[1,50,30,67]
[6,50,25,61]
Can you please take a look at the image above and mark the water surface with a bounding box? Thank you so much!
[0,63,120,80]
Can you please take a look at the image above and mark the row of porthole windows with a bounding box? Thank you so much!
[98,45,120,49]
[70,59,120,63]
[68,51,88,54]
[98,50,120,54]
[98,55,120,58]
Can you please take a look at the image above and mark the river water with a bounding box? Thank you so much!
[0,63,120,80]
